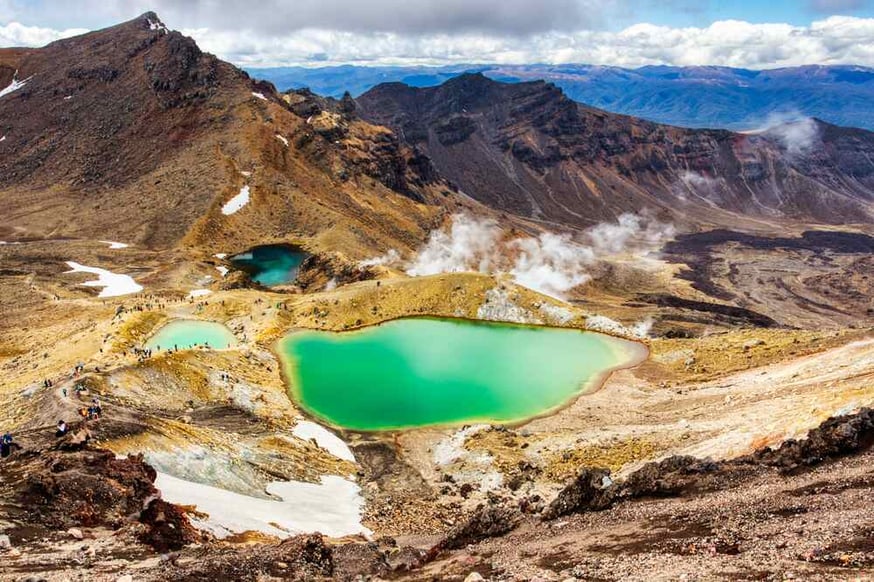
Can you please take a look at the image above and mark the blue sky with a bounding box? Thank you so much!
[623,0,874,28]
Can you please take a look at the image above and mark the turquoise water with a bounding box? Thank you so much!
[145,320,238,351]
[277,318,645,431]
[230,245,308,286]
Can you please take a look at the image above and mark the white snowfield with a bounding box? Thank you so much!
[100,240,129,249]
[292,420,355,462]
[275,134,289,146]
[188,289,212,298]
[155,472,370,539]
[0,74,32,99]
[221,185,250,215]
[251,92,268,101]
[64,261,143,297]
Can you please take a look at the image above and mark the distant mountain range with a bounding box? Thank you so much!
[249,64,874,131]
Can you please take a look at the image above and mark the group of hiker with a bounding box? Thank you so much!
[1,395,102,460]
[79,397,102,421]
[132,346,154,363]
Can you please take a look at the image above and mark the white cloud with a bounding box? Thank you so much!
[0,21,86,46]
[168,16,874,68]
[1,2,874,69]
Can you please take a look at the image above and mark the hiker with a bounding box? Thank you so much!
[92,397,102,417]
[55,420,68,438]
[62,387,68,398]
[1,433,13,458]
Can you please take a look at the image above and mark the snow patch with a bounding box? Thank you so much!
[240,171,252,177]
[275,134,289,146]
[214,253,227,259]
[188,289,212,299]
[100,240,129,249]
[221,185,250,215]
[64,261,143,298]
[0,74,32,99]
[147,17,168,33]
[293,420,355,462]
[155,472,369,539]
[252,92,268,101]
[0,136,5,142]
[216,266,229,277]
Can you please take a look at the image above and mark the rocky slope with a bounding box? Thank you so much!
[357,73,874,230]
[2,409,870,580]
[0,13,455,256]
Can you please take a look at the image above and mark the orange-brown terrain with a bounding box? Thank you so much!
[0,12,872,582]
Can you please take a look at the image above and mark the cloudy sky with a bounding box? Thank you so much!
[1,0,873,68]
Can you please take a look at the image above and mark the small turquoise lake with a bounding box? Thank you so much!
[230,245,308,286]
[277,318,646,431]
[145,320,238,351]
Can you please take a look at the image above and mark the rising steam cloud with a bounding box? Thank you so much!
[400,212,675,299]
[762,112,821,157]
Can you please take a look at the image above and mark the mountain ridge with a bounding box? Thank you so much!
[250,63,874,131]
[0,12,456,254]
[357,73,874,229]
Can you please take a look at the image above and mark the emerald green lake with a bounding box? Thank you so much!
[278,318,646,431]
[230,245,309,286]
[145,320,238,351]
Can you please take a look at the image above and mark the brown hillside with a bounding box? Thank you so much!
[0,13,456,255]
[357,73,874,231]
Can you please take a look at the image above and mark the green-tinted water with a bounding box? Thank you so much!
[145,320,238,351]
[277,318,645,431]
[230,245,308,286]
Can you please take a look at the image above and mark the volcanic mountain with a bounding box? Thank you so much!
[0,13,450,254]
[357,73,874,230]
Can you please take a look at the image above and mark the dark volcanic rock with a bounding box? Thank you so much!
[139,498,202,552]
[7,445,201,552]
[157,534,334,581]
[296,251,375,292]
[616,456,723,498]
[436,503,522,552]
[21,448,158,529]
[741,407,874,472]
[543,408,874,520]
[542,468,614,520]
